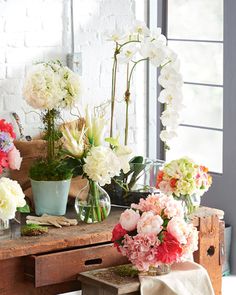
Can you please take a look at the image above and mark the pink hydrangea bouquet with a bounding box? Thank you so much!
[0,119,22,174]
[156,158,212,214]
[112,194,198,272]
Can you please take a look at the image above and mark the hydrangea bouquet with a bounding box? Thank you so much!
[23,60,81,181]
[0,119,28,228]
[156,157,212,214]
[61,109,132,223]
[112,194,198,272]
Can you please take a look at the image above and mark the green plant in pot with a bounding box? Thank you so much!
[23,60,81,216]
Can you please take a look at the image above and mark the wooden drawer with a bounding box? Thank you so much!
[24,243,128,287]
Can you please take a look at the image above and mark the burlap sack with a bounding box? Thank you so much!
[10,140,87,208]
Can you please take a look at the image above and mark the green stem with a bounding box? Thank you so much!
[45,109,56,162]
[110,43,119,138]
[90,181,101,222]
[124,58,148,145]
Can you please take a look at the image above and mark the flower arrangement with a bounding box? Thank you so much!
[156,157,212,214]
[23,60,81,181]
[0,119,22,174]
[0,177,26,221]
[0,120,28,223]
[61,109,132,222]
[112,193,198,272]
[107,20,183,146]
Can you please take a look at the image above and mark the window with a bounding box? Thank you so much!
[166,0,223,173]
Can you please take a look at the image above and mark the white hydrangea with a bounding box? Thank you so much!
[0,177,26,221]
[83,146,122,186]
[23,62,81,110]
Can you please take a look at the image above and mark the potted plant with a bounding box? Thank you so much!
[23,60,81,216]
[104,20,184,205]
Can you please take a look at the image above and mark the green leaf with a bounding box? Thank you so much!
[105,137,119,147]
[17,203,30,213]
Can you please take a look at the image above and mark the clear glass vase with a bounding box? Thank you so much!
[0,218,11,240]
[140,264,171,276]
[75,180,111,223]
[179,194,201,216]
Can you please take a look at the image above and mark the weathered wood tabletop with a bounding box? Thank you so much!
[0,206,224,261]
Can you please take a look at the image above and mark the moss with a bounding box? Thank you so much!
[21,224,48,236]
[113,265,139,278]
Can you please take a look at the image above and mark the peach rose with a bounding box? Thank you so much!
[137,211,163,235]
[119,209,140,231]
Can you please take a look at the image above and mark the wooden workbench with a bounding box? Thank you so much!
[0,206,224,295]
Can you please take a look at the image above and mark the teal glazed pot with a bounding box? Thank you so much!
[31,179,71,216]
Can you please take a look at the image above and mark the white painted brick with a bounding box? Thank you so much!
[0,78,23,95]
[7,32,24,47]
[25,31,62,47]
[24,17,42,32]
[3,94,24,110]
[0,48,5,63]
[0,0,7,17]
[5,0,26,17]
[0,17,5,32]
[102,0,133,16]
[5,15,26,32]
[26,0,44,17]
[7,64,25,78]
[0,64,6,79]
[0,33,6,47]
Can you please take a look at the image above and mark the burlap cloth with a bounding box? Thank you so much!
[139,261,215,295]
[10,140,87,209]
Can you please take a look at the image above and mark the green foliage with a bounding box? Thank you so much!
[112,156,146,191]
[29,159,73,181]
[17,203,30,213]
[63,157,84,177]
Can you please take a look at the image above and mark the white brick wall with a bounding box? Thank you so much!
[0,0,146,154]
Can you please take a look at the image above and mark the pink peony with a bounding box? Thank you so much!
[167,217,191,244]
[8,146,22,170]
[158,195,184,218]
[131,194,162,215]
[137,211,163,235]
[119,209,140,232]
[121,233,160,271]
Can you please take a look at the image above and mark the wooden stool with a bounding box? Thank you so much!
[78,266,140,295]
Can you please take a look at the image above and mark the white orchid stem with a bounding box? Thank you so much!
[110,43,119,138]
[124,58,148,145]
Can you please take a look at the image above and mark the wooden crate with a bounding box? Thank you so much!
[192,211,225,295]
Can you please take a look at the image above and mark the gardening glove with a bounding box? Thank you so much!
[26,214,78,228]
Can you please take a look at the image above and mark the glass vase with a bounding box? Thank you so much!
[0,218,11,240]
[75,180,111,223]
[140,264,171,276]
[179,194,201,216]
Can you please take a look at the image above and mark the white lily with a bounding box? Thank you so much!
[85,107,107,146]
[61,121,86,158]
